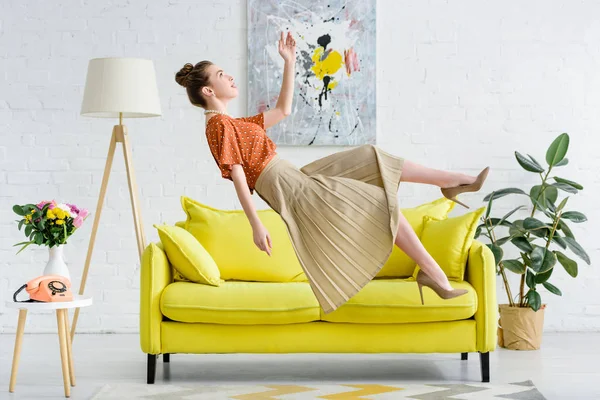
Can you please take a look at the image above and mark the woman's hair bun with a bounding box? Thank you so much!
[175,63,195,87]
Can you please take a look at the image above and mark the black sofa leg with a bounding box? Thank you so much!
[164,353,170,363]
[461,352,468,360]
[479,352,490,382]
[147,354,157,384]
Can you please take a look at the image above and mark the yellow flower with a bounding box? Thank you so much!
[55,209,65,220]
[47,210,56,219]
[55,220,65,225]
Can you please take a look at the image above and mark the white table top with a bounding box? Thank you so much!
[6,295,93,310]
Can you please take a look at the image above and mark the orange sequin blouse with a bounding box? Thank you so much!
[205,112,277,194]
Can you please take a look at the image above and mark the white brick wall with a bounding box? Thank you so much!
[1,0,599,333]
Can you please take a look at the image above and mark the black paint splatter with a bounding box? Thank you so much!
[317,34,331,50]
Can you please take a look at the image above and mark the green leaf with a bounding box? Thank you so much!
[526,269,536,288]
[557,220,575,239]
[34,232,43,245]
[546,133,569,167]
[552,235,567,249]
[563,237,590,265]
[552,182,578,194]
[554,177,583,190]
[542,281,562,296]
[486,244,504,266]
[483,188,528,201]
[561,211,587,223]
[13,205,27,216]
[498,205,525,227]
[18,220,24,230]
[24,224,33,237]
[509,220,528,237]
[555,157,569,167]
[526,290,542,311]
[485,192,493,220]
[530,185,558,210]
[516,151,545,173]
[523,217,551,238]
[557,197,569,213]
[495,236,512,246]
[502,259,526,274]
[527,154,544,171]
[15,242,33,255]
[475,224,483,239]
[511,236,534,252]
[530,245,557,273]
[535,267,553,283]
[555,251,578,277]
[542,209,555,220]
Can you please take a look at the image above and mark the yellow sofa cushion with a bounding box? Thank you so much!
[412,207,486,282]
[180,196,307,282]
[154,224,224,286]
[321,278,477,323]
[160,281,321,324]
[375,197,456,278]
[178,196,456,282]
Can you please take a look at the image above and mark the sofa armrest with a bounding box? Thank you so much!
[140,242,172,355]
[466,240,498,352]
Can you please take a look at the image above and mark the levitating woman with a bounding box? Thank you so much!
[175,31,489,314]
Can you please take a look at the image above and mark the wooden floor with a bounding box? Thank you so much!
[0,332,598,399]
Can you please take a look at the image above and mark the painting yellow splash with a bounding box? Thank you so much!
[311,47,342,89]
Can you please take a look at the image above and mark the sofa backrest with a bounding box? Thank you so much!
[176,196,456,282]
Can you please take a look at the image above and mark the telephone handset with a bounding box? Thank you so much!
[13,275,73,303]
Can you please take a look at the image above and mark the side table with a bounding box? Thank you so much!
[6,295,93,398]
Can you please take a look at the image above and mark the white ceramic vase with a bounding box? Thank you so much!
[43,245,70,280]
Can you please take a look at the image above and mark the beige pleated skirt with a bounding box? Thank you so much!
[254,144,405,314]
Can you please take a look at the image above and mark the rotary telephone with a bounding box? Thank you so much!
[13,275,73,303]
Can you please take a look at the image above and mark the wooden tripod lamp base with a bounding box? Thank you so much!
[73,57,162,340]
[70,122,147,340]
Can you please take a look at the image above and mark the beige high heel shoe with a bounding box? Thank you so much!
[440,167,490,209]
[416,269,469,305]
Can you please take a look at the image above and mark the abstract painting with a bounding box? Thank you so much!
[247,0,376,146]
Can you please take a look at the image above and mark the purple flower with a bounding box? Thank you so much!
[66,203,80,214]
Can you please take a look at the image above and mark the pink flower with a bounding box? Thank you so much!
[73,216,84,228]
[36,200,51,210]
[78,208,89,219]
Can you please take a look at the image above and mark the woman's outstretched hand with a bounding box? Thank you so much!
[278,30,296,63]
[253,223,272,256]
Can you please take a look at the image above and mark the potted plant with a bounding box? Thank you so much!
[476,133,590,350]
[13,200,90,280]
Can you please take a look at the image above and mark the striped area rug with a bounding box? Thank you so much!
[92,380,546,399]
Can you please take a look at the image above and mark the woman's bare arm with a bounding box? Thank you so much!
[230,165,272,256]
[264,31,296,130]
[230,165,260,228]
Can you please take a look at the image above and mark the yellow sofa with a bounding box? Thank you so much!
[140,197,498,384]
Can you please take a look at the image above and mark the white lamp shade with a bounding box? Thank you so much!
[81,57,162,118]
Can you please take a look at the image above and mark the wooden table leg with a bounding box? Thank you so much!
[63,310,75,386]
[56,309,71,397]
[9,309,27,393]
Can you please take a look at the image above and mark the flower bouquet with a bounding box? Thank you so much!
[13,200,90,278]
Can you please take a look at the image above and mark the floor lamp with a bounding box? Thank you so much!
[70,58,162,341]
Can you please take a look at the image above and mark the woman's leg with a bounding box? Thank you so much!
[401,160,477,188]
[394,210,454,291]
